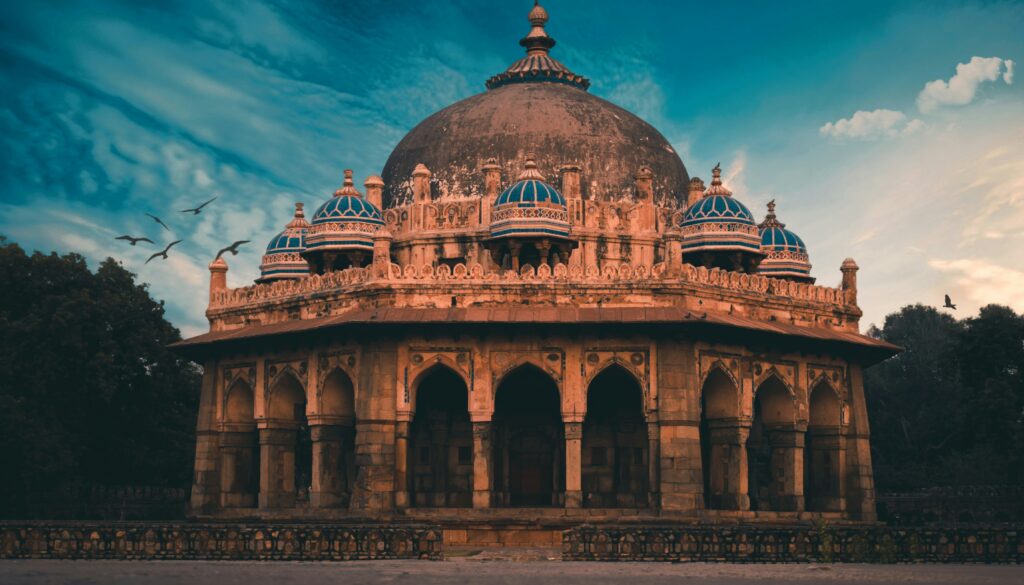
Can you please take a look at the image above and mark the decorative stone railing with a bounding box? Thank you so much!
[210,261,848,311]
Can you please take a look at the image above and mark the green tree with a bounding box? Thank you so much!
[0,236,200,517]
[865,303,1024,490]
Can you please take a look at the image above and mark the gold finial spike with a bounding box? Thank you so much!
[766,199,775,215]
[294,202,305,218]
[343,169,354,186]
[334,169,362,197]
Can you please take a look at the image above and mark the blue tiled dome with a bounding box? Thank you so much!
[495,179,566,208]
[681,195,756,227]
[258,202,311,283]
[265,230,305,254]
[312,195,384,226]
[755,200,814,283]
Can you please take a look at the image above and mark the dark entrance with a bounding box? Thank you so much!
[492,365,564,507]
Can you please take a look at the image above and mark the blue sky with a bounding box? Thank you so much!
[1,0,1022,336]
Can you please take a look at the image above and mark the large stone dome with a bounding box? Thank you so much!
[380,3,689,209]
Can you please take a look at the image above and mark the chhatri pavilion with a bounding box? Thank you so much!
[174,2,897,529]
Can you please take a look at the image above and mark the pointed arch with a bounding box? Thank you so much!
[585,358,646,402]
[809,379,842,428]
[492,363,564,507]
[319,368,355,421]
[700,364,742,510]
[583,363,648,507]
[747,374,799,512]
[806,378,844,512]
[409,359,471,413]
[409,363,472,507]
[224,379,255,425]
[267,370,306,423]
[494,359,561,398]
[753,373,796,426]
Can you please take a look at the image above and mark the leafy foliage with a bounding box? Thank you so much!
[866,304,1024,490]
[0,237,200,517]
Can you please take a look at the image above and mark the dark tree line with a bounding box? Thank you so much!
[0,237,200,517]
[865,303,1024,491]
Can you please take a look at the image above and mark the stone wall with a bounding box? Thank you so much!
[0,523,442,560]
[563,525,1024,563]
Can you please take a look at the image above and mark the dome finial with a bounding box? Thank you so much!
[705,163,732,197]
[523,2,553,54]
[758,198,785,229]
[517,152,546,180]
[286,201,310,229]
[334,169,362,198]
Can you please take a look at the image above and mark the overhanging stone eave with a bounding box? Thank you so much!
[170,305,900,364]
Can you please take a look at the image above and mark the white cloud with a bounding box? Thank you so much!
[916,56,1015,113]
[819,109,923,140]
[929,258,1024,313]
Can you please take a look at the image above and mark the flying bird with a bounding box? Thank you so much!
[943,294,957,310]
[145,240,183,264]
[180,196,218,215]
[145,213,170,231]
[115,235,154,246]
[215,240,250,260]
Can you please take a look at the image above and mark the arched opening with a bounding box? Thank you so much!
[699,368,741,510]
[492,239,572,271]
[263,372,310,507]
[314,369,357,508]
[806,380,843,512]
[221,379,258,508]
[747,376,797,512]
[409,365,472,507]
[492,364,564,507]
[582,365,648,507]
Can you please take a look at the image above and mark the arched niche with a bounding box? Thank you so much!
[582,364,648,508]
[747,375,797,512]
[264,372,311,506]
[220,379,258,508]
[409,365,472,508]
[312,368,357,509]
[806,380,844,512]
[492,364,564,507]
[699,366,742,510]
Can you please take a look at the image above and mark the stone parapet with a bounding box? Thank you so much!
[0,523,442,561]
[562,524,1024,563]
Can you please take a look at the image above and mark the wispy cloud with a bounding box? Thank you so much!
[917,56,1015,113]
[929,258,1024,314]
[819,109,923,140]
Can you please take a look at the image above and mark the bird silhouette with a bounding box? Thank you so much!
[943,294,957,310]
[145,213,170,231]
[215,240,250,260]
[145,240,183,264]
[180,196,218,215]
[115,235,154,246]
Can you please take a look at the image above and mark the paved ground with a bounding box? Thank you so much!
[2,555,1023,585]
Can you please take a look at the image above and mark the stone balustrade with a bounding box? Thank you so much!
[563,524,1024,563]
[210,261,848,311]
[0,523,442,560]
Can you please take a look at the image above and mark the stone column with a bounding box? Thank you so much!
[769,426,805,512]
[259,427,297,509]
[311,424,346,508]
[219,430,258,508]
[394,420,410,510]
[564,421,583,508]
[707,421,750,511]
[472,421,492,508]
[190,362,221,513]
[646,419,661,509]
